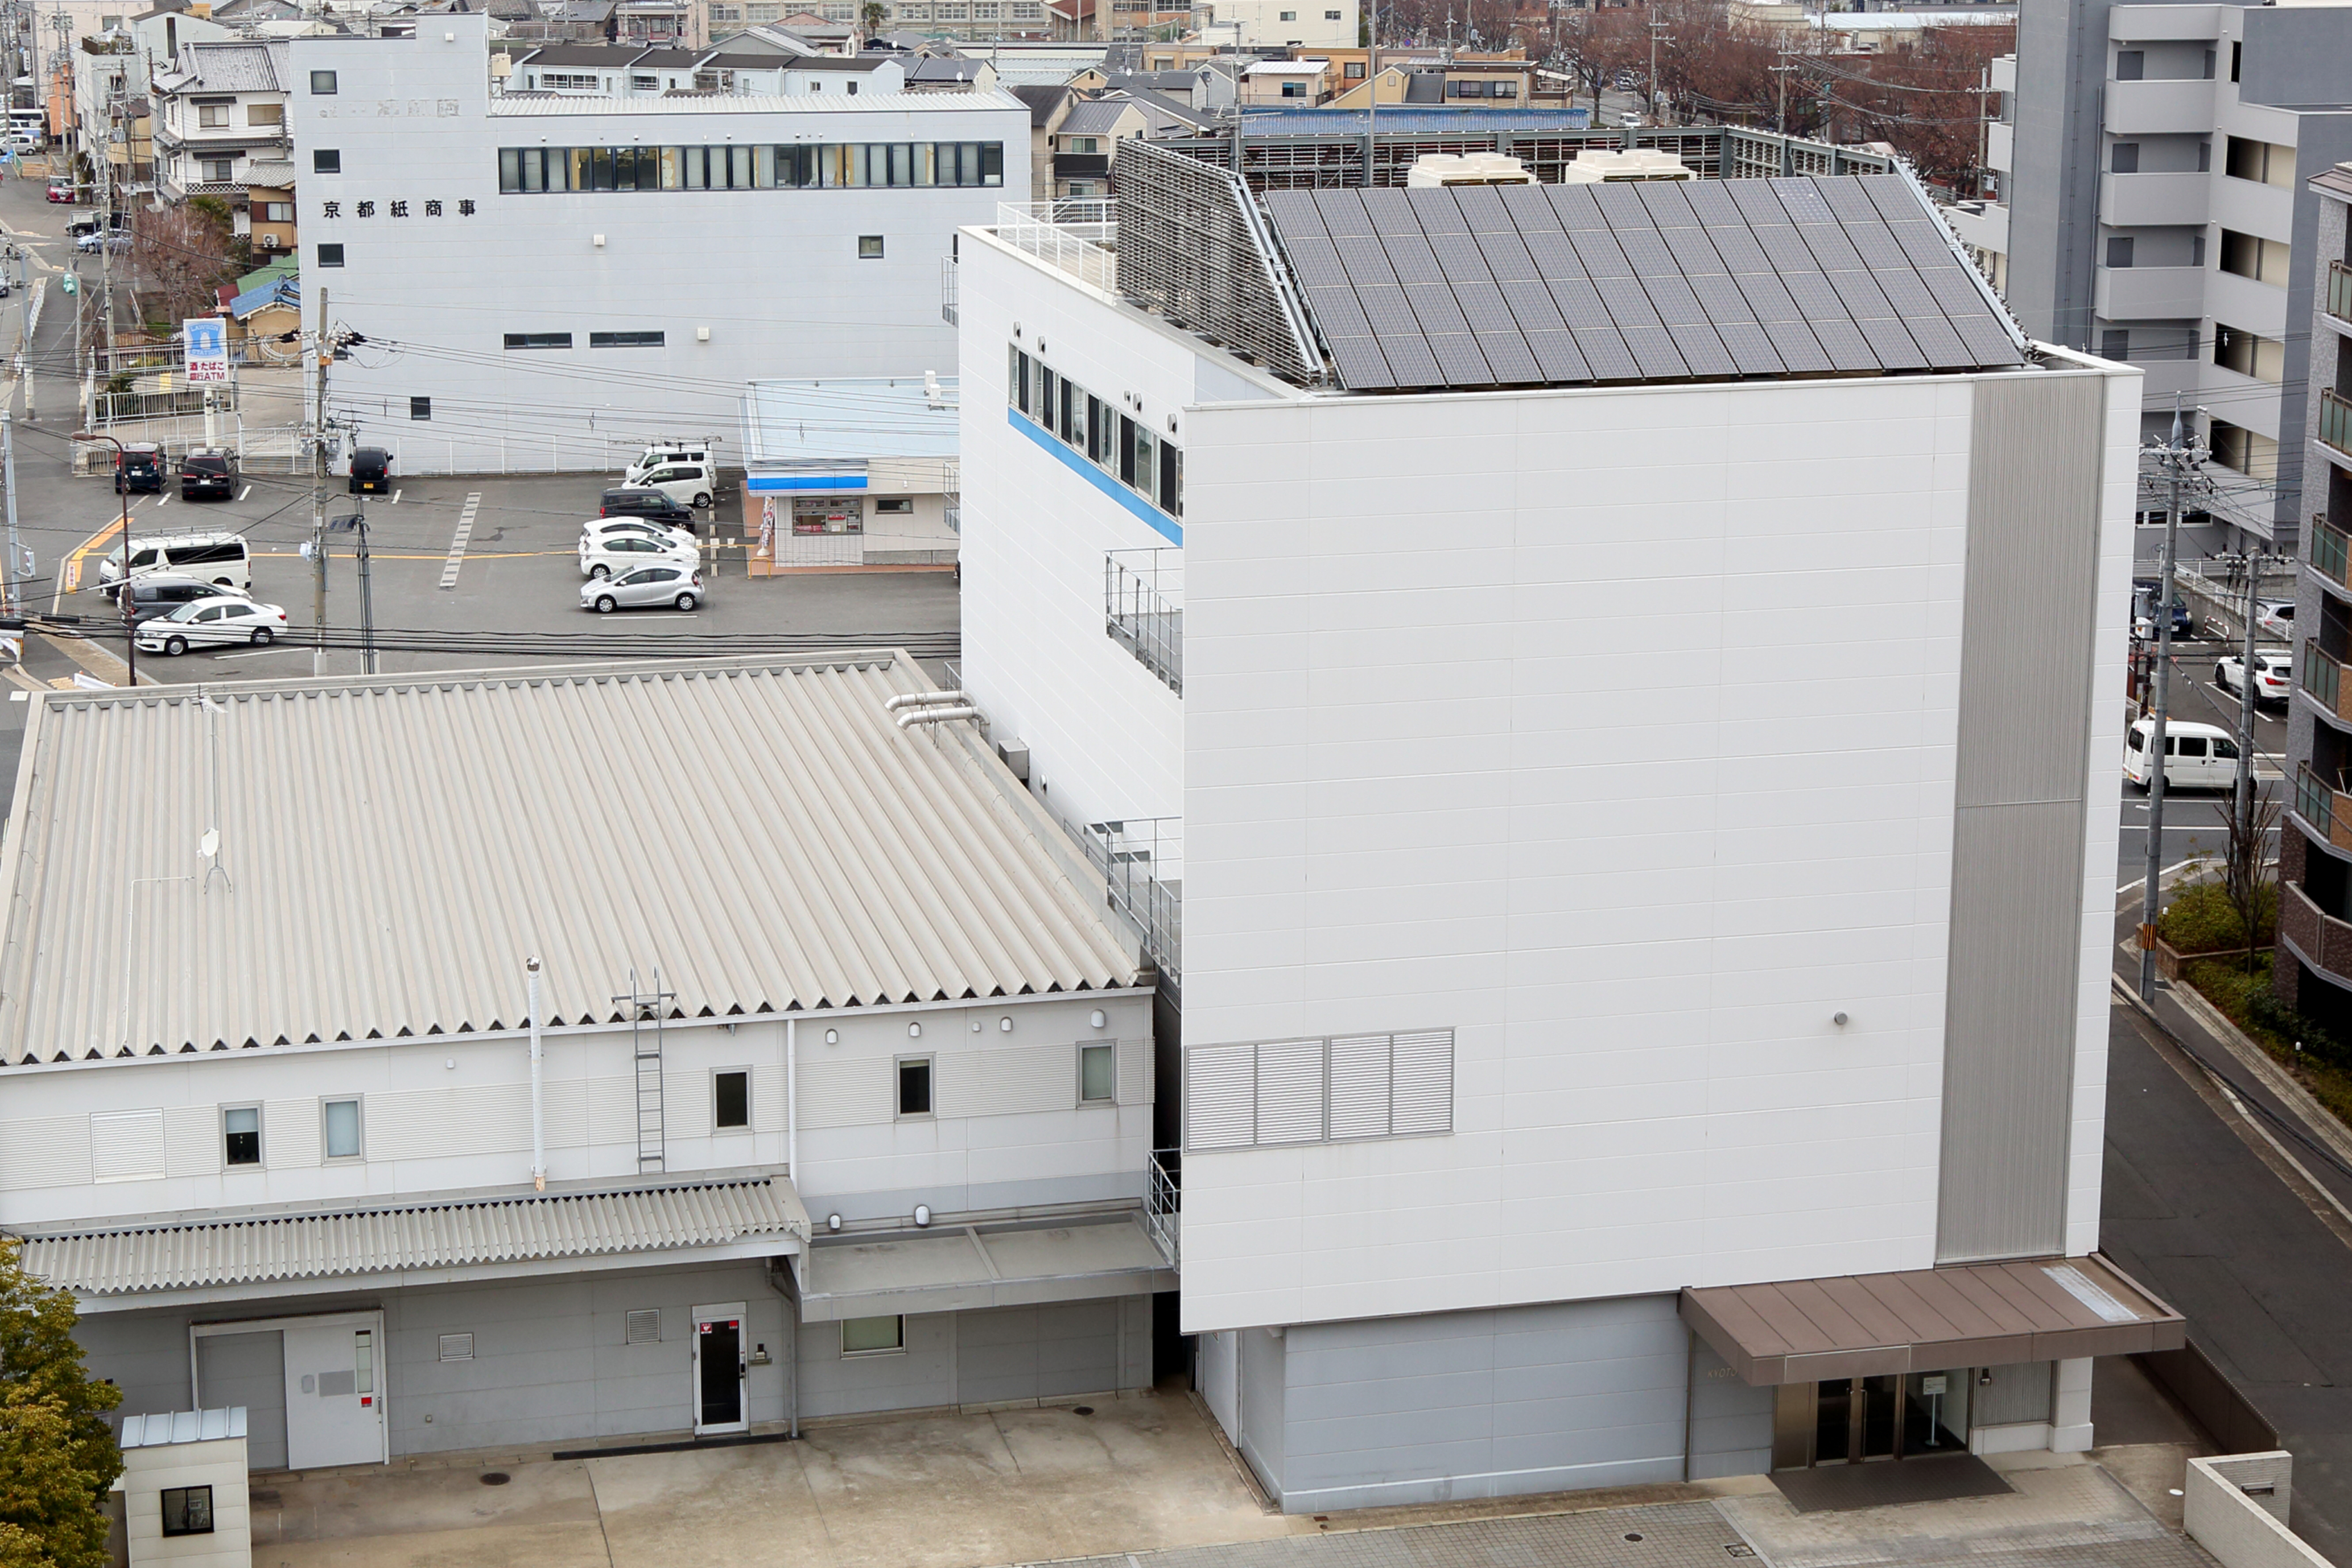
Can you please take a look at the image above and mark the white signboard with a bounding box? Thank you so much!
[184,316,229,384]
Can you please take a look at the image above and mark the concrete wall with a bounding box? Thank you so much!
[286,17,1028,475]
[2185,1453,2331,1568]
[84,1265,1151,1460]
[0,992,1151,1229]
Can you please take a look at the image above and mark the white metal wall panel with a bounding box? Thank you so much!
[367,1083,533,1163]
[0,1117,91,1190]
[1389,1031,1454,1137]
[1186,1045,1257,1150]
[1326,1035,1392,1140]
[797,1058,892,1130]
[164,1105,220,1178]
[90,1109,166,1184]
[666,1072,713,1140]
[588,1074,639,1146]
[938,1043,1072,1119]
[755,1062,786,1133]
[265,1099,320,1167]
[1117,1038,1152,1105]
[541,1079,591,1149]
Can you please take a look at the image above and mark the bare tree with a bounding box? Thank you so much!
[2224,780,2283,974]
[131,201,239,327]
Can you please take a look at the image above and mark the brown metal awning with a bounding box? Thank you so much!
[1679,1253,2186,1387]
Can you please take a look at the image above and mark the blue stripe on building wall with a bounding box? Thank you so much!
[1008,407,1182,547]
[747,475,869,492]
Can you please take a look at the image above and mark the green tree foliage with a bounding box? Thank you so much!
[0,1240,121,1568]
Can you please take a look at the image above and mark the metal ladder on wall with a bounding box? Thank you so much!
[615,968,675,1173]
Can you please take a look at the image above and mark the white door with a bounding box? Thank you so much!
[691,1301,748,1436]
[282,1317,385,1468]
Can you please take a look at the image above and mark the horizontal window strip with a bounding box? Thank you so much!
[497,141,1004,193]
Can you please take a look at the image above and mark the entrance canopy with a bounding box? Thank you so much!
[1680,1255,2185,1387]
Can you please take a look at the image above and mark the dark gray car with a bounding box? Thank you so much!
[109,575,245,625]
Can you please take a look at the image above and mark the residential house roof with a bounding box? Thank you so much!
[907,55,991,82]
[1010,81,1068,126]
[513,41,643,63]
[1057,96,1139,135]
[162,39,286,92]
[0,655,1142,1066]
[228,273,298,317]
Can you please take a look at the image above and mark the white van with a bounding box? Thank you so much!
[2124,717,2239,791]
[98,531,253,594]
[632,459,718,511]
[624,444,711,486]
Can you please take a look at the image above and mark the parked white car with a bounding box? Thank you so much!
[624,444,711,486]
[2256,600,2295,638]
[2215,649,2293,704]
[2123,717,2239,791]
[580,518,694,553]
[579,531,698,580]
[133,597,287,655]
[628,460,718,511]
[581,563,703,613]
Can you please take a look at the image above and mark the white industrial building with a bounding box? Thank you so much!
[0,657,1173,1468]
[286,15,1028,474]
[954,143,2184,1511]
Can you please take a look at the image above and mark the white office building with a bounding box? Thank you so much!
[954,142,2185,1511]
[0,657,1171,1468]
[286,15,1028,474]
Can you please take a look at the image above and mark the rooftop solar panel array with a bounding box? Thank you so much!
[1260,174,2025,393]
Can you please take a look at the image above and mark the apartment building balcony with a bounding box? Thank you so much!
[2304,639,2352,730]
[2321,389,2352,468]
[2328,261,2352,330]
[2096,263,2206,321]
[2206,268,2289,338]
[2212,176,2294,244]
[2108,5,2222,41]
[2295,762,2352,856]
[1986,119,2012,176]
[1942,198,2007,257]
[2280,878,2352,988]
[2106,77,2217,135]
[2099,171,2208,229]
[2134,356,2202,402]
[2312,515,2352,601]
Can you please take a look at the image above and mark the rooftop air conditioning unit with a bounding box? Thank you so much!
[1405,151,1532,188]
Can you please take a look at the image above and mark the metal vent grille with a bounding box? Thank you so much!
[1115,139,1322,385]
[438,1332,474,1362]
[625,1309,662,1345]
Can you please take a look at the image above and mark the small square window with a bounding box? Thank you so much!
[1079,1043,1115,1103]
[313,148,340,173]
[2105,236,2134,269]
[160,1487,214,1538]
[897,1056,932,1117]
[2100,329,2130,362]
[410,396,431,420]
[858,234,884,259]
[223,1105,261,1166]
[840,1314,903,1355]
[323,1097,362,1159]
[310,69,338,94]
[317,242,345,267]
[715,1069,750,1130]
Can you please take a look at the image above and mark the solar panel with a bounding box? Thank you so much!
[1921,256,1998,313]
[1613,229,1679,279]
[1845,227,1910,270]
[1525,329,1592,383]
[1570,229,1636,278]
[1382,233,1447,286]
[1425,332,1496,386]
[1595,276,1662,327]
[1354,283,1421,335]
[1325,335,1399,389]
[1499,278,1569,332]
[1749,224,1817,270]
[1680,182,1743,225]
[1520,231,1586,277]
[1807,316,1879,373]
[1339,242,1400,288]
[1303,284,1373,339]
[1476,230,1542,282]
[1403,282,1472,338]
[1855,316,1928,370]
[1663,226,1729,276]
[1643,275,1710,328]
[1427,230,1492,279]
[1590,181,1655,229]
[1703,225,1772,274]
[1733,271,1803,324]
[1782,271,1847,321]
[1407,188,1471,234]
[1637,183,1701,228]
[1951,313,2028,365]
[1546,183,1610,231]
[1902,312,1971,369]
[1618,324,1690,380]
[1474,331,1542,383]
[1451,279,1516,334]
[1376,331,1445,388]
[1813,178,1884,222]
[1727,181,1793,224]
[1548,279,1621,331]
[1871,267,1938,319]
[1715,320,1785,377]
[1451,186,1516,234]
[1500,183,1567,233]
[1282,234,1353,289]
[1361,187,1418,235]
[1669,323,1739,378]
[1771,179,1836,224]
[1792,225,1863,272]
[1572,327,1644,381]
[1688,273,1756,324]
[1315,189,1377,237]
[1263,189,1328,234]
[1889,221,1961,268]
[1824,269,1897,319]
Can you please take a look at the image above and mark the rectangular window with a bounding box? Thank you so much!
[2113,48,2142,80]
[504,332,574,350]
[317,242,344,267]
[2225,135,2295,189]
[897,1056,932,1117]
[1079,1042,1116,1103]
[715,1069,750,1129]
[858,234,884,258]
[873,496,914,514]
[1492,79,1517,97]
[262,202,294,222]
[1119,414,1137,485]
[200,158,234,182]
[1184,1029,1455,1150]
[2219,228,2291,284]
[2110,142,2139,174]
[2209,419,2280,482]
[840,1315,903,1355]
[410,396,431,420]
[160,1488,214,1538]
[2099,329,2130,362]
[1159,442,1181,516]
[1010,346,1030,413]
[222,1105,261,1166]
[1345,60,1364,78]
[197,102,231,127]
[589,330,665,347]
[2230,40,2241,81]
[2215,324,2284,383]
[310,69,337,93]
[322,1097,362,1160]
[2105,236,2134,269]
[248,102,283,126]
[313,148,340,173]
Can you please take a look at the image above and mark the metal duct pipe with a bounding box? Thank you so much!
[895,705,982,730]
[527,955,546,1192]
[885,690,967,711]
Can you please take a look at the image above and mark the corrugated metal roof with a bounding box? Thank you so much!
[0,657,1141,1064]
[121,1409,249,1446]
[1235,105,1594,134]
[175,40,286,93]
[19,1176,807,1298]
[486,85,1022,114]
[1057,97,1137,135]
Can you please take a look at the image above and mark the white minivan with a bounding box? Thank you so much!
[624,444,710,485]
[631,459,718,511]
[97,531,254,594]
[2124,717,2239,791]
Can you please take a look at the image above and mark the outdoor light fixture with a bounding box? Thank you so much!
[827,1212,843,1232]
[908,1021,921,1038]
[824,1029,837,1045]
[1832,1012,1849,1026]
[1090,1010,1107,1030]
[914,1205,931,1227]
[999,1017,1012,1033]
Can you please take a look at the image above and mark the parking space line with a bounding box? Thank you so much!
[438,491,482,591]
[239,485,251,500]
[393,489,403,504]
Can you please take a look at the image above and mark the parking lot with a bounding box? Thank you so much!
[39,472,960,684]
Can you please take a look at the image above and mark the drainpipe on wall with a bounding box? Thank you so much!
[527,955,546,1191]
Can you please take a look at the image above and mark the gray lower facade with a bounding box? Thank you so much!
[1198,1294,2084,1515]
[75,1259,1154,1469]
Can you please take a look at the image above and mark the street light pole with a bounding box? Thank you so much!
[70,428,134,687]
[2138,402,2194,1001]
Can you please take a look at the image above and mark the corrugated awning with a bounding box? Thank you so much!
[796,1215,1176,1322]
[18,1175,808,1306]
[1680,1254,2186,1387]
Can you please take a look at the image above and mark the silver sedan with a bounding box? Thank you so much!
[581,564,704,613]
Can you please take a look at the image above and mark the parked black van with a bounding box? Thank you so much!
[350,447,393,494]
[113,443,163,494]
[599,487,696,529]
[180,448,238,501]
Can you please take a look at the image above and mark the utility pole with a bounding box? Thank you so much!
[2236,550,2263,823]
[1363,0,1376,187]
[1,412,19,617]
[1649,20,1669,126]
[310,284,328,677]
[2138,401,2196,1001]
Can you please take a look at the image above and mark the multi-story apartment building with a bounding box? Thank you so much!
[287,15,1026,473]
[1957,1,2352,549]
[151,41,297,254]
[508,41,909,94]
[2277,162,2352,1037]
[953,141,2184,1511]
[0,657,1170,1466]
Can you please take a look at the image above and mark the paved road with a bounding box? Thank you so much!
[2114,637,2291,887]
[2102,1001,2352,1562]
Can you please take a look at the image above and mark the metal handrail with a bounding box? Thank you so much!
[2330,260,2352,325]
[2313,515,2352,593]
[2322,389,2352,462]
[1144,1148,1179,1265]
[2297,761,2340,841]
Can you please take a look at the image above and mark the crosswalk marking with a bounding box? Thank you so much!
[438,492,482,590]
